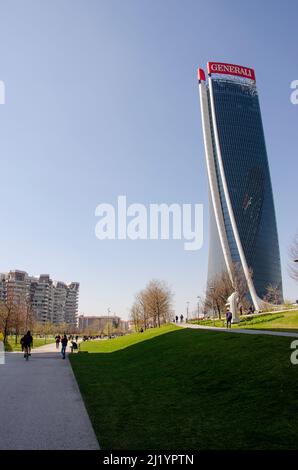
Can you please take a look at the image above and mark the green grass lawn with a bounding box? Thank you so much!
[5,335,56,351]
[238,310,298,332]
[70,324,298,450]
[191,310,298,332]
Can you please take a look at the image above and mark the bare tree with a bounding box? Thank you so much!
[103,321,114,338]
[205,263,251,319]
[13,303,26,345]
[289,233,298,282]
[130,301,143,332]
[264,284,282,305]
[145,280,173,327]
[205,272,232,320]
[130,279,173,329]
[0,300,17,345]
[135,289,150,330]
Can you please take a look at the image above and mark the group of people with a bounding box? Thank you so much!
[55,334,79,359]
[174,314,184,323]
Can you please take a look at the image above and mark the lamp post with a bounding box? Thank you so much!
[186,301,190,323]
[209,286,215,326]
[107,308,111,338]
[197,296,201,323]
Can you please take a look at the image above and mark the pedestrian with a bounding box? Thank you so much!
[75,335,79,342]
[55,335,61,349]
[226,308,232,328]
[70,340,78,353]
[175,315,178,323]
[239,305,243,315]
[180,314,184,323]
[61,334,68,359]
[20,335,25,352]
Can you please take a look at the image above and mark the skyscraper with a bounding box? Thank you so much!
[198,62,283,310]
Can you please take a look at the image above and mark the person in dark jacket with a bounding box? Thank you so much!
[226,309,232,328]
[23,331,33,357]
[61,334,68,359]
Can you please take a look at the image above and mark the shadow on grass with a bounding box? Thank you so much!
[70,328,298,450]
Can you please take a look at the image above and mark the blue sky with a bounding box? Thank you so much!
[0,0,297,319]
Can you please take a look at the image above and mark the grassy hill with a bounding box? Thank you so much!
[4,335,56,351]
[191,309,298,332]
[70,324,298,450]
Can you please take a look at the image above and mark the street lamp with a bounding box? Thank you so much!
[197,296,201,323]
[186,301,190,322]
[209,286,215,325]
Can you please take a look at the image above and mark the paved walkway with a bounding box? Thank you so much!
[0,343,100,450]
[181,322,298,338]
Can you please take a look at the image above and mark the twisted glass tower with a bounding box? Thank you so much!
[198,62,283,310]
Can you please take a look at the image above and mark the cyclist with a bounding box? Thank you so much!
[23,330,33,359]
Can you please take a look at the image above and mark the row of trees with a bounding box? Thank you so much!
[130,279,173,331]
[289,233,298,283]
[204,263,250,319]
[203,262,285,320]
[80,321,127,338]
[0,300,34,345]
[0,299,77,345]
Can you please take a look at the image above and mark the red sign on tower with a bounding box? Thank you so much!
[207,62,256,81]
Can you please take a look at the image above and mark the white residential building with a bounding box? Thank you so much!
[0,270,79,325]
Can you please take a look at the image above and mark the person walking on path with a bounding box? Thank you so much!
[175,315,178,323]
[55,335,61,349]
[180,314,184,323]
[61,335,68,359]
[20,334,26,353]
[226,309,232,329]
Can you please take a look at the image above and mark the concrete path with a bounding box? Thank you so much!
[0,344,100,450]
[181,322,298,338]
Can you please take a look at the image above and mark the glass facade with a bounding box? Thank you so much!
[206,77,283,301]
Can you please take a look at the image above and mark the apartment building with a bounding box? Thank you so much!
[0,270,79,325]
[78,314,129,333]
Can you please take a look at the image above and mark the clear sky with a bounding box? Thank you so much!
[0,0,297,319]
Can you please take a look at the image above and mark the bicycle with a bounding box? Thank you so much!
[24,345,30,361]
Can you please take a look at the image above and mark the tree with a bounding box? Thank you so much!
[0,300,17,344]
[12,303,26,345]
[130,301,143,332]
[103,321,114,338]
[289,233,298,282]
[205,263,251,319]
[144,280,173,327]
[264,284,282,305]
[130,279,173,329]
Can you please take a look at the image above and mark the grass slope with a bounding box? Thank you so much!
[70,325,298,450]
[192,310,298,332]
[5,336,56,351]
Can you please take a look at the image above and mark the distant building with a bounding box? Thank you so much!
[0,269,79,325]
[78,315,129,333]
[6,270,30,310]
[65,282,80,327]
[31,275,54,323]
